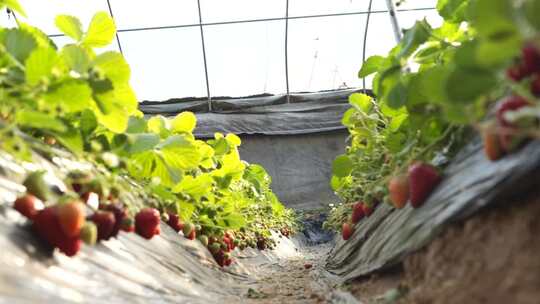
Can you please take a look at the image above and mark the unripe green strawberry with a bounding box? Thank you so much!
[23,171,50,201]
[198,235,209,247]
[182,222,195,237]
[80,222,97,245]
[209,243,221,254]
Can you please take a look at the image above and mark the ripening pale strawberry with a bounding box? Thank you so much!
[408,162,441,208]
[496,96,530,127]
[388,175,409,209]
[14,194,39,220]
[342,222,354,241]
[351,202,365,223]
[57,201,85,238]
[135,208,160,240]
[198,235,209,247]
[182,222,195,240]
[90,211,116,241]
[481,126,502,161]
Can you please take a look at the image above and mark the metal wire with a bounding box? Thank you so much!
[45,7,436,37]
[362,0,374,93]
[105,0,124,54]
[284,0,290,103]
[196,0,212,111]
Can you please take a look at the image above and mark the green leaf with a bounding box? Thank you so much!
[179,201,195,221]
[127,133,160,154]
[25,46,57,85]
[445,67,497,103]
[349,93,372,112]
[469,0,516,40]
[55,15,83,41]
[45,81,93,113]
[386,81,408,109]
[437,0,470,23]
[15,110,66,132]
[170,111,196,134]
[219,213,247,229]
[158,135,202,170]
[55,127,84,154]
[225,133,241,147]
[4,29,36,63]
[79,109,98,137]
[147,115,171,138]
[93,84,137,133]
[92,51,130,84]
[61,44,90,73]
[332,155,353,178]
[524,0,540,31]
[83,12,116,48]
[126,116,147,133]
[172,174,214,201]
[398,20,431,59]
[358,55,384,78]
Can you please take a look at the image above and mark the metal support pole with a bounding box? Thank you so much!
[284,0,291,104]
[385,0,402,43]
[362,0,374,93]
[196,0,212,112]
[106,0,124,54]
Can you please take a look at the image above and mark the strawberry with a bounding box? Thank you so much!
[90,211,116,241]
[120,217,135,232]
[388,175,409,209]
[498,127,528,153]
[135,208,160,240]
[522,43,540,75]
[496,96,530,127]
[256,238,266,250]
[224,258,232,267]
[341,222,354,241]
[362,203,374,217]
[80,222,97,245]
[44,136,56,146]
[166,213,184,232]
[408,162,441,208]
[182,222,195,240]
[208,243,221,254]
[506,64,526,81]
[531,73,540,96]
[34,206,82,257]
[213,250,225,267]
[14,194,39,220]
[102,203,128,238]
[198,235,209,247]
[57,201,85,238]
[351,202,365,223]
[304,263,313,269]
[23,171,50,202]
[481,126,502,161]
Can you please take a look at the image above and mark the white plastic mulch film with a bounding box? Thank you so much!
[1,0,442,101]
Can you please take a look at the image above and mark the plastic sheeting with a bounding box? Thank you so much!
[325,138,540,281]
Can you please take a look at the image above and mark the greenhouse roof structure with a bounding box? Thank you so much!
[1,0,441,106]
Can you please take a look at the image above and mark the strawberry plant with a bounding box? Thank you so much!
[326,0,540,230]
[0,0,299,265]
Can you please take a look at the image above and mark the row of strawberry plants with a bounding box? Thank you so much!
[0,2,299,265]
[326,0,540,235]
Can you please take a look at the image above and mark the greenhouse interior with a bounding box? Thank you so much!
[0,0,539,303]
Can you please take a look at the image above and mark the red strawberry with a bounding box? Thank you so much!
[498,127,528,153]
[256,238,266,250]
[90,211,116,240]
[506,64,526,81]
[34,207,82,257]
[120,217,135,232]
[304,263,313,269]
[362,203,374,217]
[351,202,365,223]
[14,194,39,220]
[341,222,354,241]
[481,126,502,161]
[166,213,184,232]
[496,96,530,127]
[224,258,232,267]
[57,202,85,238]
[135,208,160,240]
[531,73,540,96]
[522,43,540,74]
[408,162,441,208]
[214,250,225,267]
[388,175,409,209]
[103,203,128,238]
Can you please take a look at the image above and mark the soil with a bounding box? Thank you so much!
[347,193,540,304]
